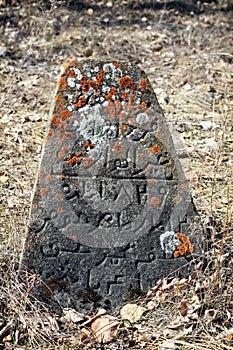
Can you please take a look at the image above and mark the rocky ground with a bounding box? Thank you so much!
[0,0,233,349]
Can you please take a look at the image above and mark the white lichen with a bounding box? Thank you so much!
[160,231,180,257]
[67,77,76,88]
[102,63,122,81]
[136,113,149,125]
[73,68,82,80]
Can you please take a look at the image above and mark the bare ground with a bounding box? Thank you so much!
[0,0,233,348]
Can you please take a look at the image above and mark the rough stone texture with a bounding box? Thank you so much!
[23,60,202,312]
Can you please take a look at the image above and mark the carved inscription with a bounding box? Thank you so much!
[23,60,202,313]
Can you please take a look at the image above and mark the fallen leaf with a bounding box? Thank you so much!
[81,308,106,328]
[60,308,85,323]
[120,303,146,323]
[91,316,120,343]
[3,334,12,342]
[80,327,91,342]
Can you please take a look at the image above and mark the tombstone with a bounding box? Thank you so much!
[23,60,202,312]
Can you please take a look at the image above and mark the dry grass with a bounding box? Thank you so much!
[0,0,233,348]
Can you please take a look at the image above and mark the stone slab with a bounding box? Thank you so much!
[23,60,202,312]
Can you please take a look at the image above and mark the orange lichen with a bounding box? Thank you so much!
[114,99,122,114]
[174,195,180,201]
[80,74,87,83]
[181,183,187,189]
[106,87,117,100]
[55,194,62,200]
[139,79,149,90]
[148,179,155,184]
[45,175,51,182]
[38,172,43,179]
[67,151,85,164]
[57,207,63,213]
[59,173,66,179]
[121,91,128,99]
[129,95,135,104]
[69,69,77,78]
[87,79,98,90]
[148,145,161,155]
[84,140,95,149]
[64,132,73,139]
[57,103,65,110]
[82,158,95,167]
[72,234,77,241]
[96,75,103,85]
[82,82,89,92]
[113,142,123,152]
[173,233,194,258]
[55,96,65,103]
[58,78,67,89]
[60,110,71,119]
[58,146,69,160]
[80,75,88,91]
[40,188,47,196]
[96,69,105,85]
[112,62,120,69]
[151,197,161,208]
[141,101,147,108]
[74,96,86,108]
[108,101,116,119]
[51,115,60,126]
[119,76,135,90]
[99,69,106,75]
[47,130,55,138]
[58,121,67,132]
[67,156,81,164]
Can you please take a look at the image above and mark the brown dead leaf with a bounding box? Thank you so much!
[120,303,146,323]
[60,308,85,324]
[81,308,107,328]
[80,327,91,342]
[91,316,120,343]
[3,334,12,342]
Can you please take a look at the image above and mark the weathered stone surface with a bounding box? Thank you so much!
[23,60,202,312]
